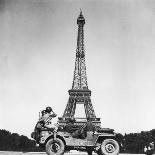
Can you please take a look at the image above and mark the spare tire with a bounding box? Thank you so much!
[46,138,65,155]
[100,139,119,155]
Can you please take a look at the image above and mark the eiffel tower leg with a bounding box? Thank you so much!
[84,97,96,119]
[70,101,76,117]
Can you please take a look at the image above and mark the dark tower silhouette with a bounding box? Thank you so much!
[58,11,101,127]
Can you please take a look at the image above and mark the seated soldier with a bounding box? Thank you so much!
[72,125,86,139]
[84,117,96,140]
[36,110,46,128]
[70,117,96,139]
[37,106,57,132]
[64,117,76,133]
[64,117,86,139]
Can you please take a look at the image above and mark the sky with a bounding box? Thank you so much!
[1,0,155,138]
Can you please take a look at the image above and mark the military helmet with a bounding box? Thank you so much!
[41,110,46,115]
[46,106,52,113]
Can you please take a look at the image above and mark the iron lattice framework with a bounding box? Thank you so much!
[59,11,100,125]
[72,11,88,90]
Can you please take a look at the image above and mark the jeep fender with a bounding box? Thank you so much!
[95,135,116,145]
[45,135,66,147]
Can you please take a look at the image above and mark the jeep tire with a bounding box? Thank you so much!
[46,138,65,155]
[100,139,119,155]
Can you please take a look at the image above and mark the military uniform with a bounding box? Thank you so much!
[37,107,57,131]
[84,119,95,140]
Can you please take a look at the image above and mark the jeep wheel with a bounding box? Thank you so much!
[100,139,119,155]
[46,138,65,155]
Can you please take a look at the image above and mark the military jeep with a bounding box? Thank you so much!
[31,117,119,155]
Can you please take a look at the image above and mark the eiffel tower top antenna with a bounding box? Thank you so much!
[80,8,82,14]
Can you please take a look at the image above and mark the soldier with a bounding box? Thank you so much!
[36,110,47,128]
[84,117,96,140]
[38,106,57,131]
[72,117,95,140]
[64,117,76,133]
[41,110,46,117]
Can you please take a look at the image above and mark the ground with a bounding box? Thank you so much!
[0,152,146,155]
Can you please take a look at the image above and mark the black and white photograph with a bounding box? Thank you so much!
[1,0,155,155]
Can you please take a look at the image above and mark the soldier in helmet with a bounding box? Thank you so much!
[45,106,57,117]
[38,106,57,131]
[41,110,46,116]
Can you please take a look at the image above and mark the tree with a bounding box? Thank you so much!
[0,129,42,151]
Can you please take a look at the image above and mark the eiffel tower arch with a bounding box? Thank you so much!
[58,11,101,127]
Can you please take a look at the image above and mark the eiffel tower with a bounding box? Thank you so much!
[58,11,101,127]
